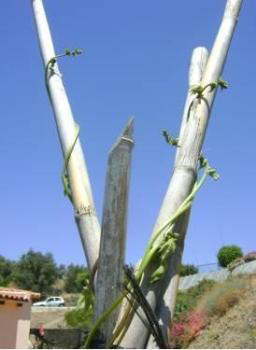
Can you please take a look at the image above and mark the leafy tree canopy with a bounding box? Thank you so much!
[179,264,198,277]
[64,264,89,293]
[13,249,58,294]
[0,255,16,287]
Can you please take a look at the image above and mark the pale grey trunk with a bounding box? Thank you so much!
[146,48,209,348]
[121,0,243,348]
[31,0,100,269]
[119,47,208,349]
[148,1,243,347]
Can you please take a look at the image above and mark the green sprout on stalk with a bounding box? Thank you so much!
[136,154,219,285]
[45,48,83,98]
[163,129,179,147]
[187,76,228,120]
[44,48,83,204]
[85,154,219,348]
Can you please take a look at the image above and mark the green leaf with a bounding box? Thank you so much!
[48,58,57,71]
[191,85,204,99]
[162,130,179,147]
[150,264,166,283]
[65,49,71,56]
[65,48,82,57]
[207,167,220,180]
[218,77,228,90]
[199,155,208,169]
[158,237,176,260]
[149,233,177,283]
[208,82,218,92]
[74,48,83,55]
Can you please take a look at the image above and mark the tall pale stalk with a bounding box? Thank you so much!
[146,47,209,348]
[119,46,208,349]
[152,2,243,345]
[121,0,243,348]
[31,0,100,269]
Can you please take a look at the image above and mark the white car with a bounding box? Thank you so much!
[33,296,65,307]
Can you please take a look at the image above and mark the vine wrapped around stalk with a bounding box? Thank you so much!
[85,154,219,348]
[44,48,82,203]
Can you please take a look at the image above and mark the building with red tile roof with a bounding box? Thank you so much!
[0,287,40,349]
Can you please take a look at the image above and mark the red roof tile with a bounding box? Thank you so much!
[0,288,41,302]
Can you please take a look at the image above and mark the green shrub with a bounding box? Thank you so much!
[64,264,89,293]
[197,277,246,318]
[179,264,198,277]
[174,279,216,320]
[172,280,216,348]
[217,245,243,268]
[65,281,94,328]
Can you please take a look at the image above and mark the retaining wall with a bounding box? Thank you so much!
[179,260,256,290]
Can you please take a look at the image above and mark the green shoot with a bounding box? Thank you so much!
[191,77,228,101]
[44,48,82,203]
[188,77,228,120]
[85,154,219,348]
[163,130,179,147]
[45,48,83,98]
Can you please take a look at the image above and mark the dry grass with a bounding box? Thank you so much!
[188,274,256,349]
[196,276,247,318]
[170,274,256,348]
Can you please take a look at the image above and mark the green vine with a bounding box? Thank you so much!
[45,48,82,100]
[163,130,179,147]
[44,48,82,203]
[85,154,219,348]
[187,76,228,120]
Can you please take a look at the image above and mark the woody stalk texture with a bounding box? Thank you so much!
[120,0,243,348]
[31,0,100,269]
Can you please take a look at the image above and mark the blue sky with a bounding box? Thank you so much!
[1,1,255,268]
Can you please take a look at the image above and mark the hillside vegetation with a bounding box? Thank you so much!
[171,274,256,348]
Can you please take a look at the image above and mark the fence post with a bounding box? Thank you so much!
[94,119,134,343]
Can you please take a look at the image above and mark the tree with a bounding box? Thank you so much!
[217,245,243,268]
[13,249,58,294]
[0,256,16,286]
[57,264,66,279]
[64,264,89,293]
[179,264,198,277]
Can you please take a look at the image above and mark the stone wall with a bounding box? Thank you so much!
[179,260,256,290]
[30,328,88,349]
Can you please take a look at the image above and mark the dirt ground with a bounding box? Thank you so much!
[31,307,75,329]
[188,275,256,348]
